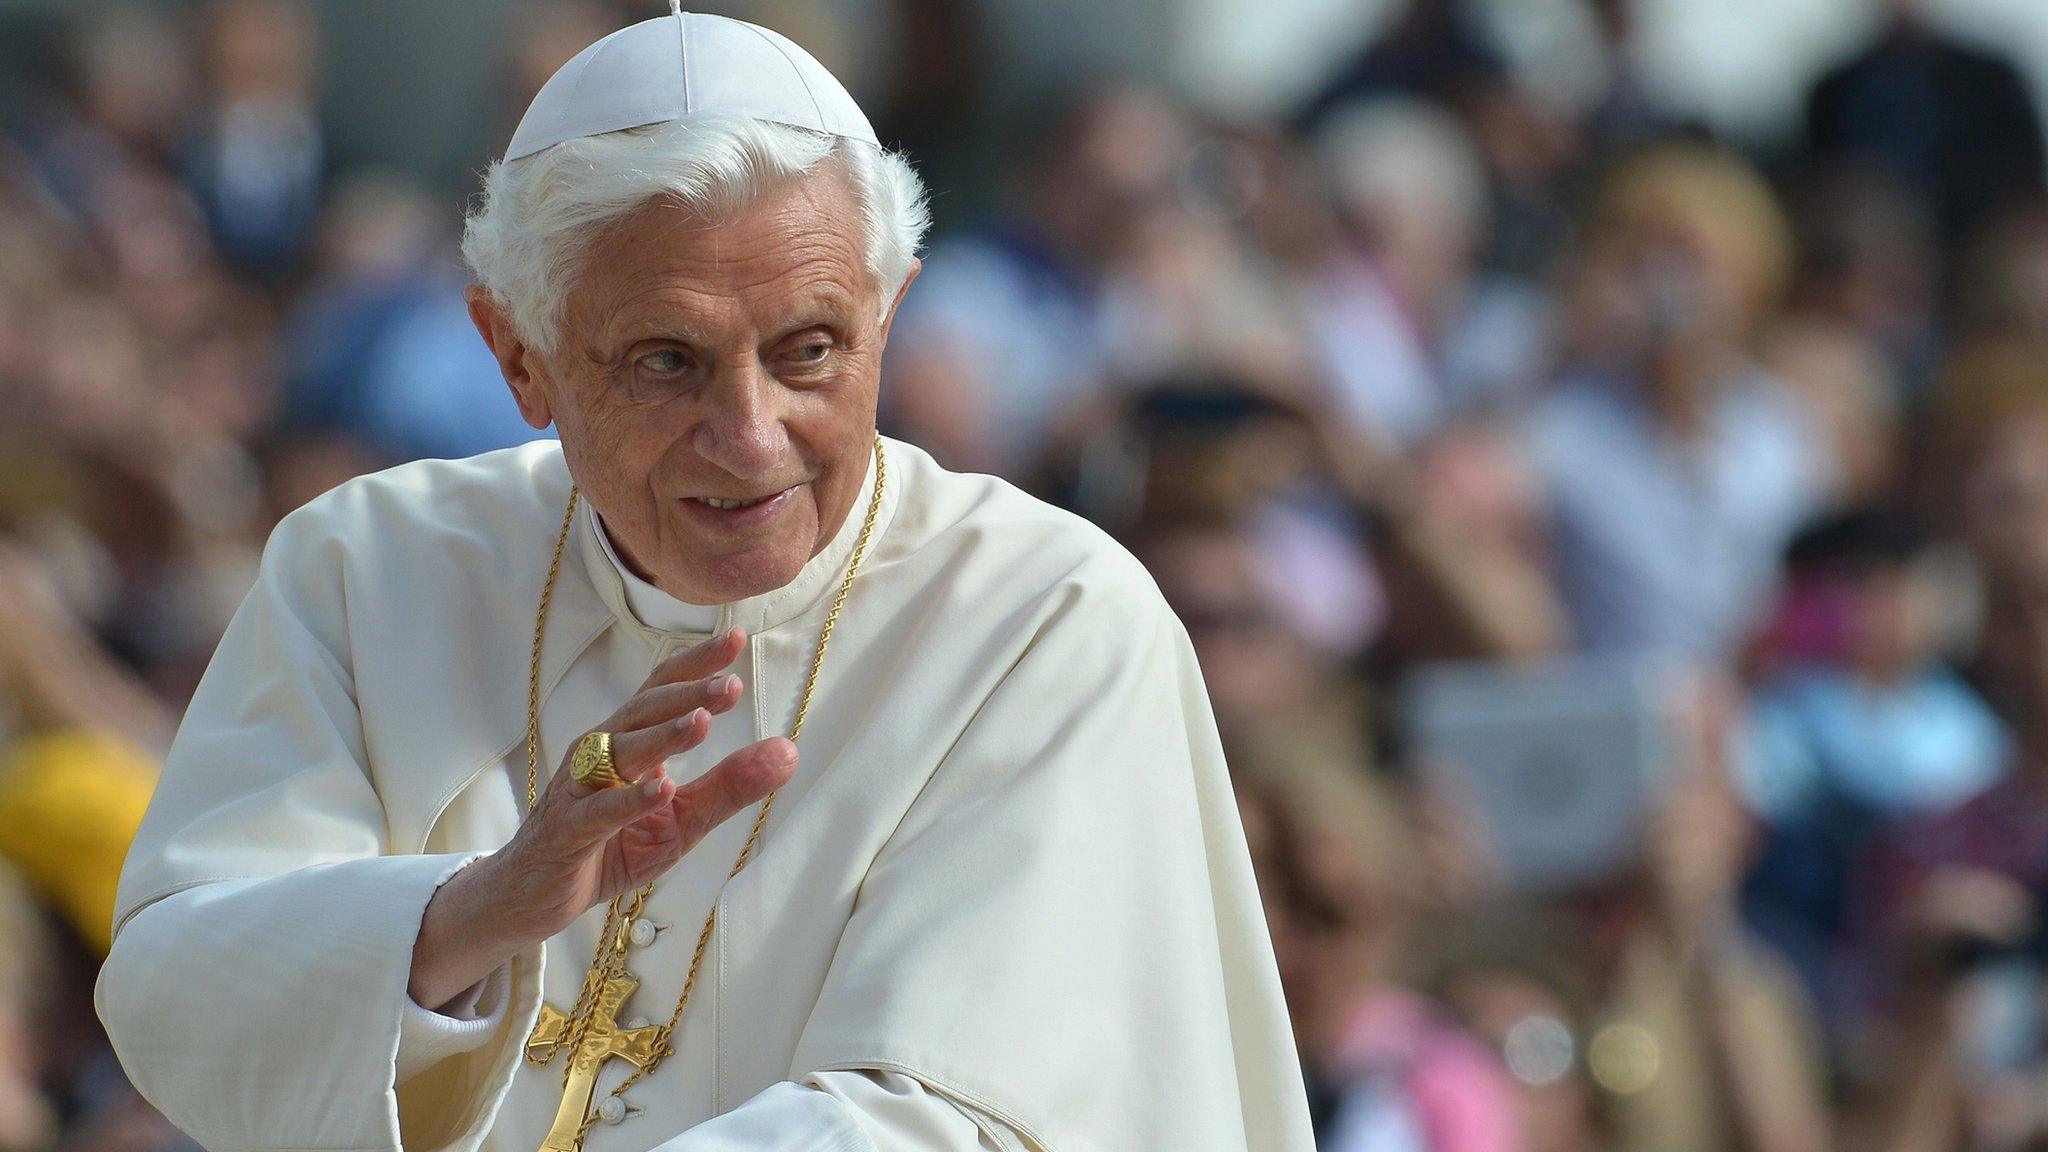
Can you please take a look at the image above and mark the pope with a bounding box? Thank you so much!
[93,7,1315,1152]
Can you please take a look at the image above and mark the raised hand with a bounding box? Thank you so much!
[406,628,796,1010]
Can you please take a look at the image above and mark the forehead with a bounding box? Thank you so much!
[565,165,872,340]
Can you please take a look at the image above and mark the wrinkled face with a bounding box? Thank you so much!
[474,163,913,604]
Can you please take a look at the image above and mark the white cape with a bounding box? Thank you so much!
[96,436,1315,1152]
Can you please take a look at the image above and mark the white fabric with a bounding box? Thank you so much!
[646,1080,871,1151]
[398,905,509,1086]
[585,500,720,634]
[504,10,879,161]
[400,521,1018,1148]
[813,1073,1013,1152]
[96,436,1315,1152]
[405,981,1006,1152]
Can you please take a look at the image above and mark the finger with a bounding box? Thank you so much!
[608,673,743,733]
[608,707,715,780]
[670,738,798,849]
[551,709,709,806]
[639,627,747,691]
[557,772,677,848]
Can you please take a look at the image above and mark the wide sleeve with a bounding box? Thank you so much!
[650,1070,1013,1152]
[789,563,1317,1152]
[93,499,543,1152]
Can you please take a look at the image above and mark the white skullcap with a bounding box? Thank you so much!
[503,3,878,162]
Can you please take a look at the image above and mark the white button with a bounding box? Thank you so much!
[629,919,659,948]
[626,1015,652,1030]
[598,1096,627,1125]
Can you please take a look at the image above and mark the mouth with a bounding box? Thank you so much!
[691,491,784,511]
[681,485,800,527]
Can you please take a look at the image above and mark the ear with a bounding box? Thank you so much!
[467,284,555,431]
[877,258,922,345]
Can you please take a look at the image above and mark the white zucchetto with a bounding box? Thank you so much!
[503,4,879,161]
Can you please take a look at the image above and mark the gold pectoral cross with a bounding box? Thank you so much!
[524,972,665,1152]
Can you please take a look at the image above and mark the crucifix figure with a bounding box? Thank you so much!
[524,972,665,1152]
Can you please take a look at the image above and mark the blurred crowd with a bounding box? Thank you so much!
[3,0,2048,1150]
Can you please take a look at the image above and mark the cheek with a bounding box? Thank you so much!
[554,393,692,507]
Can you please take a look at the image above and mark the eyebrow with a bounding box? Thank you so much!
[627,319,718,346]
[767,307,854,342]
[599,287,862,353]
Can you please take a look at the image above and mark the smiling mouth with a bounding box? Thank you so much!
[687,486,795,511]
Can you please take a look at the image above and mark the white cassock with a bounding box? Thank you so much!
[94,436,1316,1152]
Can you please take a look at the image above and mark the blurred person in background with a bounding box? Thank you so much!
[1805,0,2045,245]
[883,86,1192,476]
[1377,415,1565,666]
[1740,508,2008,1062]
[1571,0,1690,155]
[275,173,447,446]
[1527,142,1837,658]
[1128,504,1380,772]
[1295,0,1504,127]
[0,547,187,1152]
[1773,166,1940,396]
[890,87,1317,479]
[1758,167,1923,512]
[493,2,624,146]
[25,9,195,228]
[1951,198,2048,348]
[179,0,325,286]
[1307,96,1550,449]
[1090,134,1313,398]
[1845,336,2048,1152]
[1414,907,1610,1152]
[1077,376,1566,673]
[0,862,56,1152]
[1239,750,1524,1152]
[1420,676,1832,1152]
[1753,326,1902,512]
[270,2,588,464]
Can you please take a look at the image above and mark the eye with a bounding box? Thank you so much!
[780,338,834,367]
[637,348,693,376]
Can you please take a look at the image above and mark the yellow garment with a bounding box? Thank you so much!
[0,728,158,954]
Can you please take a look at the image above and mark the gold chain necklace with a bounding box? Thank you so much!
[517,434,885,1150]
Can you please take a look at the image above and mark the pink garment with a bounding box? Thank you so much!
[1330,989,1526,1152]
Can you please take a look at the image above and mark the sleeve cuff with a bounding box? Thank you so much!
[395,853,509,1085]
[652,1081,876,1151]
[805,1069,1023,1152]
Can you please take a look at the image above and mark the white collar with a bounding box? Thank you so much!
[583,501,722,634]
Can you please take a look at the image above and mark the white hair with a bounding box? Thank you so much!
[461,112,930,354]
[1314,96,1487,239]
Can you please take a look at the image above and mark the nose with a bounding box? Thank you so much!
[693,360,790,477]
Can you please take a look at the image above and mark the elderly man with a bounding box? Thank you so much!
[93,9,1313,1152]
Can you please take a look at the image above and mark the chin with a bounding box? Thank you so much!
[677,541,812,603]
[655,490,824,601]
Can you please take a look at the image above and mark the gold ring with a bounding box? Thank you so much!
[569,730,626,789]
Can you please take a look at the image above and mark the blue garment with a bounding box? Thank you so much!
[1738,665,2009,1040]
[356,277,554,462]
[284,269,552,462]
[1744,667,2009,824]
